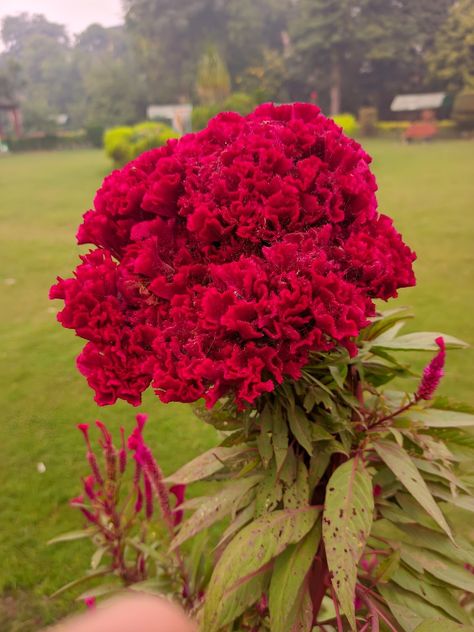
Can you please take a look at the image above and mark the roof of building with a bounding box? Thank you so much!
[390,93,447,112]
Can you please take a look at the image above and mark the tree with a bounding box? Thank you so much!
[429,0,474,91]
[196,45,231,105]
[72,24,146,128]
[0,58,22,102]
[289,0,455,116]
[0,13,74,130]
[123,0,289,103]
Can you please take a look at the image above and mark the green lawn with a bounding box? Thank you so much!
[0,141,473,630]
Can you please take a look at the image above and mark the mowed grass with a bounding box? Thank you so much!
[0,140,473,629]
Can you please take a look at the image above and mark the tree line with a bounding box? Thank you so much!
[0,0,473,133]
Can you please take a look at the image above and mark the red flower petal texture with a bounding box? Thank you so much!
[50,103,416,409]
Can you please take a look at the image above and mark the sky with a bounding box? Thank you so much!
[0,0,124,43]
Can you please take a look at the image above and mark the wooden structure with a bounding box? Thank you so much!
[0,98,22,137]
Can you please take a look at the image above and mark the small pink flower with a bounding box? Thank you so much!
[416,337,446,400]
[83,475,96,500]
[84,596,96,609]
[373,484,382,498]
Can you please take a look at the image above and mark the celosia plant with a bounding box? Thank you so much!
[51,104,474,631]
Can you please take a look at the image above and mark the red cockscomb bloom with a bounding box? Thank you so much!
[50,103,416,409]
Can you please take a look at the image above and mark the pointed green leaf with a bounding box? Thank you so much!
[272,406,289,471]
[287,406,314,455]
[165,445,248,484]
[49,567,111,598]
[411,408,474,428]
[255,464,283,516]
[187,531,209,595]
[257,403,274,467]
[323,458,374,630]
[429,483,474,512]
[399,544,474,593]
[203,506,319,631]
[171,476,260,549]
[362,307,413,341]
[216,501,256,553]
[373,518,474,567]
[374,549,400,583]
[414,620,472,632]
[372,332,468,351]
[91,545,107,570]
[48,529,95,545]
[391,566,470,624]
[283,460,310,509]
[269,521,321,632]
[76,582,121,601]
[374,440,454,541]
[379,583,449,631]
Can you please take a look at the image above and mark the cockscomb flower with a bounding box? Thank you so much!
[51,103,416,410]
[416,337,446,400]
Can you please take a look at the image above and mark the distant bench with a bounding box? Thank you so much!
[403,121,438,142]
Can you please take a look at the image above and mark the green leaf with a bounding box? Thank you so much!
[373,518,474,567]
[372,331,468,352]
[429,483,474,512]
[391,566,470,624]
[411,408,474,428]
[269,521,321,632]
[255,464,283,516]
[362,307,413,341]
[328,364,346,389]
[216,501,256,553]
[374,440,454,541]
[128,578,171,595]
[187,531,209,595]
[272,405,289,472]
[323,458,374,631]
[91,545,107,570]
[48,528,95,545]
[288,583,314,632]
[399,544,474,593]
[203,506,319,631]
[165,445,248,484]
[171,476,261,549]
[49,567,111,598]
[283,460,310,509]
[257,403,274,467]
[311,425,335,442]
[379,583,450,631]
[308,451,330,489]
[374,549,401,582]
[414,620,472,632]
[77,582,121,601]
[287,406,314,455]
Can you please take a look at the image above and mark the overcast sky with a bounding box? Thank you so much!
[1,0,124,43]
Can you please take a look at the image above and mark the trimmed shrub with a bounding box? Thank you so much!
[331,112,358,136]
[104,121,179,166]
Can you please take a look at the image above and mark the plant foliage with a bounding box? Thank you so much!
[53,308,474,630]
